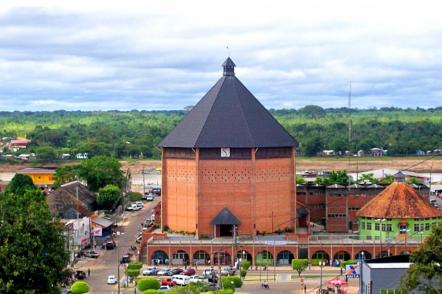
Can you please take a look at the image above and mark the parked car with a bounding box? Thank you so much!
[220,266,236,276]
[107,275,117,285]
[189,275,206,283]
[159,285,171,291]
[182,268,196,276]
[102,240,116,250]
[143,193,155,201]
[172,274,190,286]
[152,188,161,195]
[135,201,144,208]
[157,268,170,276]
[203,268,215,278]
[75,271,86,280]
[120,255,131,264]
[143,267,158,276]
[168,268,184,276]
[126,204,136,211]
[83,251,100,258]
[161,278,176,287]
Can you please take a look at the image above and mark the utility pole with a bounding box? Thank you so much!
[142,166,146,196]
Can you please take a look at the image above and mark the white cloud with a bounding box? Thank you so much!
[0,0,441,110]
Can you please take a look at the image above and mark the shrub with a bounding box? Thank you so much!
[221,276,242,289]
[241,260,251,271]
[216,289,234,294]
[240,269,247,278]
[143,290,159,294]
[311,258,323,266]
[137,277,160,291]
[70,281,90,294]
[127,261,143,270]
[292,259,308,276]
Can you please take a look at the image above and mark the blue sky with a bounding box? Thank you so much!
[1,0,442,111]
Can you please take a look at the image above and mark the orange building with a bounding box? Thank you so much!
[159,58,298,237]
[17,167,55,186]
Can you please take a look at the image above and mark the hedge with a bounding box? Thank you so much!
[216,289,234,294]
[143,290,159,294]
[341,260,357,268]
[137,277,160,291]
[70,281,90,294]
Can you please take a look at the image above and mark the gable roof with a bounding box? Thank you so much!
[159,58,298,148]
[211,207,241,225]
[357,182,442,219]
[46,181,96,218]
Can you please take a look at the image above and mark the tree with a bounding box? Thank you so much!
[316,170,350,186]
[399,224,442,293]
[97,184,122,210]
[53,165,80,188]
[358,173,378,184]
[5,173,35,195]
[70,281,90,294]
[296,175,306,185]
[379,174,394,186]
[299,105,326,118]
[0,189,70,293]
[78,156,125,191]
[292,259,308,276]
[35,145,57,162]
[137,277,160,291]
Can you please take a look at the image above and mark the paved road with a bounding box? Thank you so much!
[78,198,160,294]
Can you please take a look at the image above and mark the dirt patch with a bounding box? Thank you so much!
[2,157,440,174]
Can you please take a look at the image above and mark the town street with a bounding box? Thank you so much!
[77,198,160,294]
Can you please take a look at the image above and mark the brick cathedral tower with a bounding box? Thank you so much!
[159,58,298,237]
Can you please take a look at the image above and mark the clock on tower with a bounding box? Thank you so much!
[220,147,230,158]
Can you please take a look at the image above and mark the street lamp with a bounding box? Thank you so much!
[359,251,365,294]
[319,259,325,292]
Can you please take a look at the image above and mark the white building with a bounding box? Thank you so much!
[64,217,91,263]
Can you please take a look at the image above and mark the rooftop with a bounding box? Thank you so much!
[159,58,298,148]
[357,182,442,219]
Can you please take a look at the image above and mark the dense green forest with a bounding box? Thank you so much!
[0,106,441,160]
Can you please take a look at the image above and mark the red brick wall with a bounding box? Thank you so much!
[163,158,197,233]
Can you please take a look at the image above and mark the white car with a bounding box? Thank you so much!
[144,193,155,201]
[172,274,190,286]
[189,275,206,283]
[107,275,117,284]
[126,204,137,211]
[159,285,170,291]
[157,268,170,276]
[135,201,144,208]
[142,267,158,276]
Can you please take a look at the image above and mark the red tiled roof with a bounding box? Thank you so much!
[357,182,442,219]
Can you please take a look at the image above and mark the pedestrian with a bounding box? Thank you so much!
[87,268,90,277]
[303,284,307,294]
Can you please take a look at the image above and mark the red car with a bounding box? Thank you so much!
[161,278,176,287]
[182,268,196,276]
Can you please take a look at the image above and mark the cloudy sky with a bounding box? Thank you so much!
[1,0,442,111]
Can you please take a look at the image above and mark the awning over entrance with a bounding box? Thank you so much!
[211,208,241,225]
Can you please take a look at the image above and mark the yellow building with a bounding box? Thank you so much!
[17,168,56,186]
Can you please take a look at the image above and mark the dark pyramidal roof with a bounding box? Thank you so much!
[211,207,241,225]
[159,58,298,148]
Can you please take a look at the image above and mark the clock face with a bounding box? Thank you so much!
[221,147,231,158]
